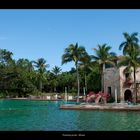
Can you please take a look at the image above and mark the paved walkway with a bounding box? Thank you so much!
[60,103,140,111]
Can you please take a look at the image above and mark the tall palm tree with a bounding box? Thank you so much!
[62,43,88,102]
[119,32,140,104]
[119,32,139,55]
[91,44,116,91]
[33,58,49,92]
[79,54,91,92]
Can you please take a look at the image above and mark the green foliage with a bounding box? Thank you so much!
[107,96,115,103]
[52,66,62,76]
[0,92,7,98]
[91,44,116,91]
[68,88,77,94]
[32,58,49,92]
[62,43,89,102]
[1,32,140,101]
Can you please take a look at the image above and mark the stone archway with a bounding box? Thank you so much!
[124,89,132,101]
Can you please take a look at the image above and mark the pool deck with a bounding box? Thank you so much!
[60,103,140,111]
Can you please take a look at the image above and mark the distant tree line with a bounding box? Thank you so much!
[0,48,101,98]
[0,32,140,104]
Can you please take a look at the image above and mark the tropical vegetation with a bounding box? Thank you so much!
[0,32,140,104]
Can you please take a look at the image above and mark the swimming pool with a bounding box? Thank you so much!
[0,100,140,131]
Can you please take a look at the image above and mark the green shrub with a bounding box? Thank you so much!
[107,96,115,103]
[0,92,6,98]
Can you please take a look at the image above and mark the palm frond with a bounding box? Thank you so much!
[119,42,126,50]
[110,52,117,56]
[61,54,72,65]
[91,55,99,61]
[131,32,139,43]
[123,32,130,40]
[105,60,115,67]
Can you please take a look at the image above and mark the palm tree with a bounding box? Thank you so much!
[33,58,49,92]
[119,32,139,55]
[51,66,62,92]
[62,43,88,102]
[119,32,140,104]
[91,44,116,91]
[17,58,34,72]
[79,54,91,92]
[52,66,62,76]
[0,49,13,64]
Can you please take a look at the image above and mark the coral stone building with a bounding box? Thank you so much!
[103,65,140,103]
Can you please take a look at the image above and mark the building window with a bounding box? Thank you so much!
[108,87,111,95]
[125,73,130,79]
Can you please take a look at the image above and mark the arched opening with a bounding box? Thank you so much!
[124,89,132,102]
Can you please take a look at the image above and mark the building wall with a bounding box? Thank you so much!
[133,67,140,100]
[103,67,120,101]
[104,66,140,102]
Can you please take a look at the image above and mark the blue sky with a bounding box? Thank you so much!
[0,9,140,71]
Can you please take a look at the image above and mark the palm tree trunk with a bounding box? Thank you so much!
[85,73,87,92]
[102,72,104,92]
[134,66,137,104]
[39,79,42,92]
[100,65,104,91]
[76,63,80,103]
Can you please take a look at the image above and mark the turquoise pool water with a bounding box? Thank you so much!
[0,100,140,131]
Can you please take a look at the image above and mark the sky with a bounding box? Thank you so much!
[0,9,140,72]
